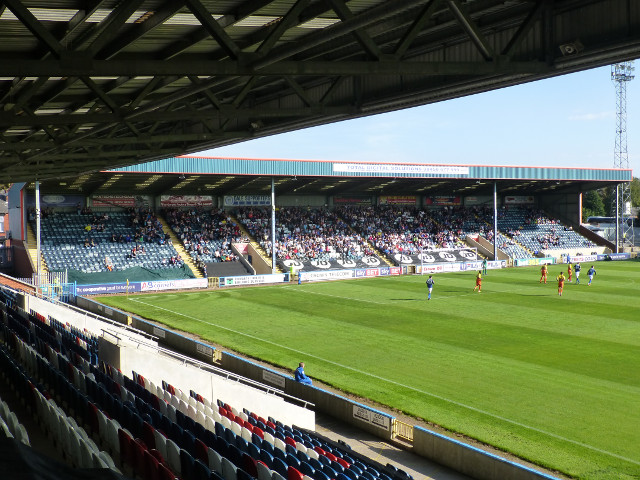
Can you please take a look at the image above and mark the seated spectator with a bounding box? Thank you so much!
[295,362,313,385]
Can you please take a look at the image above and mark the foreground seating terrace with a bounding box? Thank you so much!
[0,292,409,480]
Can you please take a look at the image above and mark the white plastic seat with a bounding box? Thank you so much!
[222,456,237,480]
[187,404,198,421]
[274,437,286,452]
[257,462,273,480]
[97,408,109,444]
[166,404,177,423]
[220,416,231,430]
[154,429,168,460]
[166,438,182,475]
[106,418,121,456]
[208,447,222,474]
[230,420,242,437]
[196,410,206,427]
[241,427,253,443]
[98,450,120,473]
[262,432,274,446]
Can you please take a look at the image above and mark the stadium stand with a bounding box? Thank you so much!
[335,205,466,256]
[0,288,415,480]
[496,207,596,255]
[30,209,185,274]
[235,207,385,271]
[163,208,245,265]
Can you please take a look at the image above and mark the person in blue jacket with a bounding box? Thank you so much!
[295,362,313,385]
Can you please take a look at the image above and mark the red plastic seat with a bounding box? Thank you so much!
[133,438,148,476]
[117,429,133,468]
[143,449,160,480]
[158,462,177,480]
[288,466,304,480]
[284,437,296,448]
[194,438,209,463]
[142,422,156,450]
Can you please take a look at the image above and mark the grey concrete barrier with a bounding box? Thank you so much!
[77,296,214,362]
[221,352,394,441]
[413,426,562,480]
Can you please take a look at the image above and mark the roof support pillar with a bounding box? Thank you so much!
[35,180,41,291]
[271,177,276,275]
[493,181,498,261]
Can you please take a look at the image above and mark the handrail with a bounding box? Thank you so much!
[110,327,314,410]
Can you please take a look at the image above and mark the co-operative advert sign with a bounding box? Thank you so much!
[141,279,207,291]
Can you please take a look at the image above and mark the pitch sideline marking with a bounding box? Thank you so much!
[128,297,640,466]
[283,285,499,304]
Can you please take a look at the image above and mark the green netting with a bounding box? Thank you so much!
[64,265,195,285]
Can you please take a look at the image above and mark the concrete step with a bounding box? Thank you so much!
[228,213,283,273]
[25,224,48,275]
[156,216,203,278]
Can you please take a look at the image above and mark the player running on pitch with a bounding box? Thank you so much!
[587,265,597,286]
[540,264,548,284]
[574,263,581,284]
[426,275,435,300]
[567,262,573,283]
[473,270,482,293]
[557,271,566,296]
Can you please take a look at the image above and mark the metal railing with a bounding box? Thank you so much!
[392,419,414,443]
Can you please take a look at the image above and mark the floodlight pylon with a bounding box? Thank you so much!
[611,61,634,251]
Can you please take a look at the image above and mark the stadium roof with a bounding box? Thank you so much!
[1,0,639,182]
[23,156,632,198]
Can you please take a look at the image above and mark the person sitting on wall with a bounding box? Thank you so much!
[295,362,313,385]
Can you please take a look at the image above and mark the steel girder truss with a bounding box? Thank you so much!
[0,0,639,181]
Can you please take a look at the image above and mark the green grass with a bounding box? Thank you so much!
[96,261,640,480]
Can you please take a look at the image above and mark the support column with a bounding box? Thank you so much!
[35,180,41,289]
[271,178,276,275]
[493,181,498,261]
[615,185,620,253]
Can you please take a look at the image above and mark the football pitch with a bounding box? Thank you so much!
[96,261,640,480]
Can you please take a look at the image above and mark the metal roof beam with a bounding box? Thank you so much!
[184,0,241,60]
[326,0,382,60]
[394,0,442,58]
[501,0,545,57]
[251,0,427,69]
[0,59,551,76]
[0,105,358,127]
[3,0,65,58]
[256,0,312,56]
[96,0,188,60]
[446,0,495,60]
[85,0,147,57]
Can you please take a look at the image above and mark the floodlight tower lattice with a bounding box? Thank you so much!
[611,61,634,250]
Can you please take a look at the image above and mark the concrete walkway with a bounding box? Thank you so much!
[314,413,473,480]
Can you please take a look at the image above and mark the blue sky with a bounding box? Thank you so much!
[199,65,639,177]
